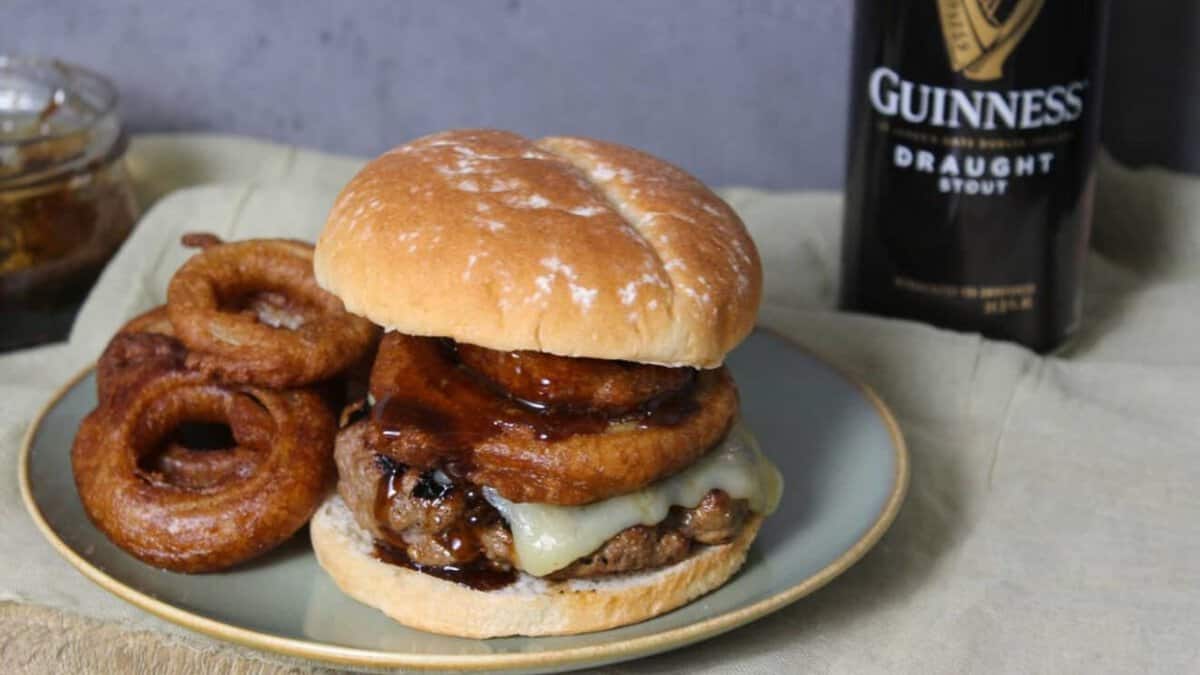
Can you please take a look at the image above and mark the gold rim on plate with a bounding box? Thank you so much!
[19,348,910,671]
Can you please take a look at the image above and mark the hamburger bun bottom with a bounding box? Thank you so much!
[310,494,763,638]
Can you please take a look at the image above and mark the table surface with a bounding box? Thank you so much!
[3,134,1199,674]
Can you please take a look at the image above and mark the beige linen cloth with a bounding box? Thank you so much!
[2,134,1197,673]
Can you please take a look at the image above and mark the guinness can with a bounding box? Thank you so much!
[840,0,1110,352]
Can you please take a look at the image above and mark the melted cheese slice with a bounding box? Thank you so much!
[483,421,782,577]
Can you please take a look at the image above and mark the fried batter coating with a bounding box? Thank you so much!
[456,343,694,414]
[73,368,336,573]
[368,333,738,505]
[167,237,377,388]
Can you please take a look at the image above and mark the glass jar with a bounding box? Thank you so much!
[0,56,139,351]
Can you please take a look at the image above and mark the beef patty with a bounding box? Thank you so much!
[335,418,750,579]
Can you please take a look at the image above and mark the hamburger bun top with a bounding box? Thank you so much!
[315,129,761,367]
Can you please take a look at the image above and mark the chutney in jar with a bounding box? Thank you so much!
[0,57,139,350]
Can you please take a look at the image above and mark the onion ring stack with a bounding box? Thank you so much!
[71,234,377,573]
[369,333,736,505]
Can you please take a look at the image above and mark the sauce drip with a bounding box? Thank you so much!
[370,454,516,590]
[371,454,499,563]
[372,540,516,591]
[638,391,701,428]
[371,454,406,548]
[369,334,700,454]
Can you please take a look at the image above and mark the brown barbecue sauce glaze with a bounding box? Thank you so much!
[371,454,517,591]
[371,335,699,452]
[367,335,703,589]
[372,541,517,591]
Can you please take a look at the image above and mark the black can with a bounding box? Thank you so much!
[840,0,1110,352]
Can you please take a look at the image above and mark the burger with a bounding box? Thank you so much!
[309,129,781,637]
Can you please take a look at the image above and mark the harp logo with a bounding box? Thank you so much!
[937,0,1045,81]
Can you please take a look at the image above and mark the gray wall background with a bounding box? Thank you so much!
[6,0,1197,189]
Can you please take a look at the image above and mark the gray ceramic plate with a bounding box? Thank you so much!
[20,329,907,673]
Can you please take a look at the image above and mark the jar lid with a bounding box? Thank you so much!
[0,56,123,188]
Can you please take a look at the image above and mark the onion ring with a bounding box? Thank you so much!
[72,368,336,572]
[467,368,736,504]
[97,306,184,404]
[96,305,181,402]
[113,302,374,423]
[101,307,269,484]
[368,334,737,505]
[456,343,694,413]
[141,395,274,490]
[166,237,377,388]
